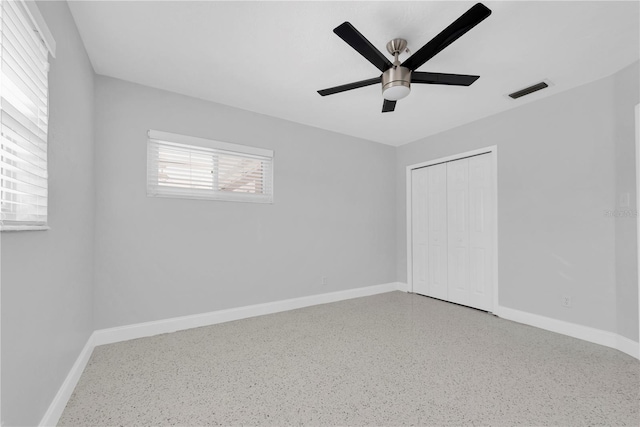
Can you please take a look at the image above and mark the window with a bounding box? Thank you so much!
[0,0,55,231]
[147,130,274,203]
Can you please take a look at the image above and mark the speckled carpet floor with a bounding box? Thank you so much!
[59,291,639,426]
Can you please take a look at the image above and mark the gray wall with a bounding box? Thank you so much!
[396,65,640,336]
[93,76,397,329]
[613,62,640,341]
[0,2,95,426]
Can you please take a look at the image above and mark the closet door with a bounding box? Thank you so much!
[412,164,448,299]
[411,152,494,312]
[411,167,429,296]
[467,154,493,310]
[447,158,471,306]
[426,164,448,299]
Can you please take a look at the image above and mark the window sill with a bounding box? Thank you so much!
[148,192,274,204]
[1,225,50,232]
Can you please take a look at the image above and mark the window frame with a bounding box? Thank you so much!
[146,129,274,204]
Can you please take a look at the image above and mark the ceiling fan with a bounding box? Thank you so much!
[318,3,492,113]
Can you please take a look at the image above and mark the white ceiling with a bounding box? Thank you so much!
[68,1,639,146]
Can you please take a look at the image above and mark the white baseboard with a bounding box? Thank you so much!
[94,282,404,346]
[617,334,640,359]
[39,333,96,427]
[494,305,639,360]
[396,282,409,292]
[41,284,633,427]
[39,282,402,426]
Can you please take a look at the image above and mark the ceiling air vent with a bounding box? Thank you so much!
[508,82,549,99]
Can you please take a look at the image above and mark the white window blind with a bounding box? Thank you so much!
[0,0,51,230]
[147,130,274,203]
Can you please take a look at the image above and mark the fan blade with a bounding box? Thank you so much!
[334,22,393,72]
[318,77,381,96]
[411,72,479,86]
[401,3,491,71]
[382,99,396,113]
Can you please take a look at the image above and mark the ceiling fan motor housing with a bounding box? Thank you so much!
[382,65,411,100]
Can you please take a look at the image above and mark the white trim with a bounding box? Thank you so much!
[405,166,412,296]
[405,145,499,312]
[491,149,499,310]
[37,283,635,427]
[148,191,273,204]
[635,103,640,355]
[396,282,409,292]
[23,0,56,57]
[617,334,640,360]
[94,283,402,346]
[494,305,639,360]
[38,334,95,427]
[40,283,403,426]
[0,225,50,232]
[148,129,273,158]
[406,146,497,171]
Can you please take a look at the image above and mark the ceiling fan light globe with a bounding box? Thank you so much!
[383,84,411,101]
[382,65,412,101]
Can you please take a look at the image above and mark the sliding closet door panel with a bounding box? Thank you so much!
[427,164,448,299]
[411,168,429,296]
[468,154,493,310]
[447,158,470,306]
